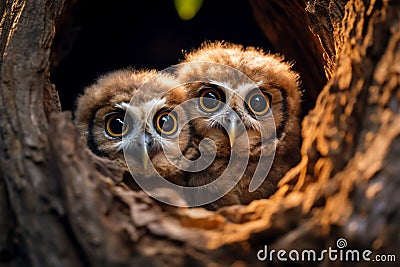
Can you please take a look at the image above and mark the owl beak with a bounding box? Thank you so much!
[226,112,240,147]
[139,133,153,171]
[228,121,237,147]
[142,145,150,171]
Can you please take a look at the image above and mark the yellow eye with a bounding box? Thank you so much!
[154,110,178,136]
[105,112,129,138]
[246,90,272,116]
[198,87,225,112]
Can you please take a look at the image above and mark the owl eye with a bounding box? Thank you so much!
[105,112,129,138]
[198,87,225,112]
[246,90,272,116]
[154,110,178,136]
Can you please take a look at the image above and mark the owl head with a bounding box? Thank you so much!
[75,69,194,186]
[177,42,302,194]
[75,69,155,165]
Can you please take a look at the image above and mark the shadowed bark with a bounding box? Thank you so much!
[1,0,399,266]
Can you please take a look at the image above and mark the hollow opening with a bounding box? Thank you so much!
[49,0,326,211]
[50,0,272,112]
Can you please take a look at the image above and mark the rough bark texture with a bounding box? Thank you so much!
[1,0,399,267]
[248,0,328,115]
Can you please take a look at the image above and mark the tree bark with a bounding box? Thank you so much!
[248,0,329,115]
[1,0,399,266]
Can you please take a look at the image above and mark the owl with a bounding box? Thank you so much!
[75,69,197,189]
[177,42,302,209]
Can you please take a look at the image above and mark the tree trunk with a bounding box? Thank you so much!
[1,0,399,266]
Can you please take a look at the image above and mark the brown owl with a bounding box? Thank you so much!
[177,41,302,209]
[75,69,196,189]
